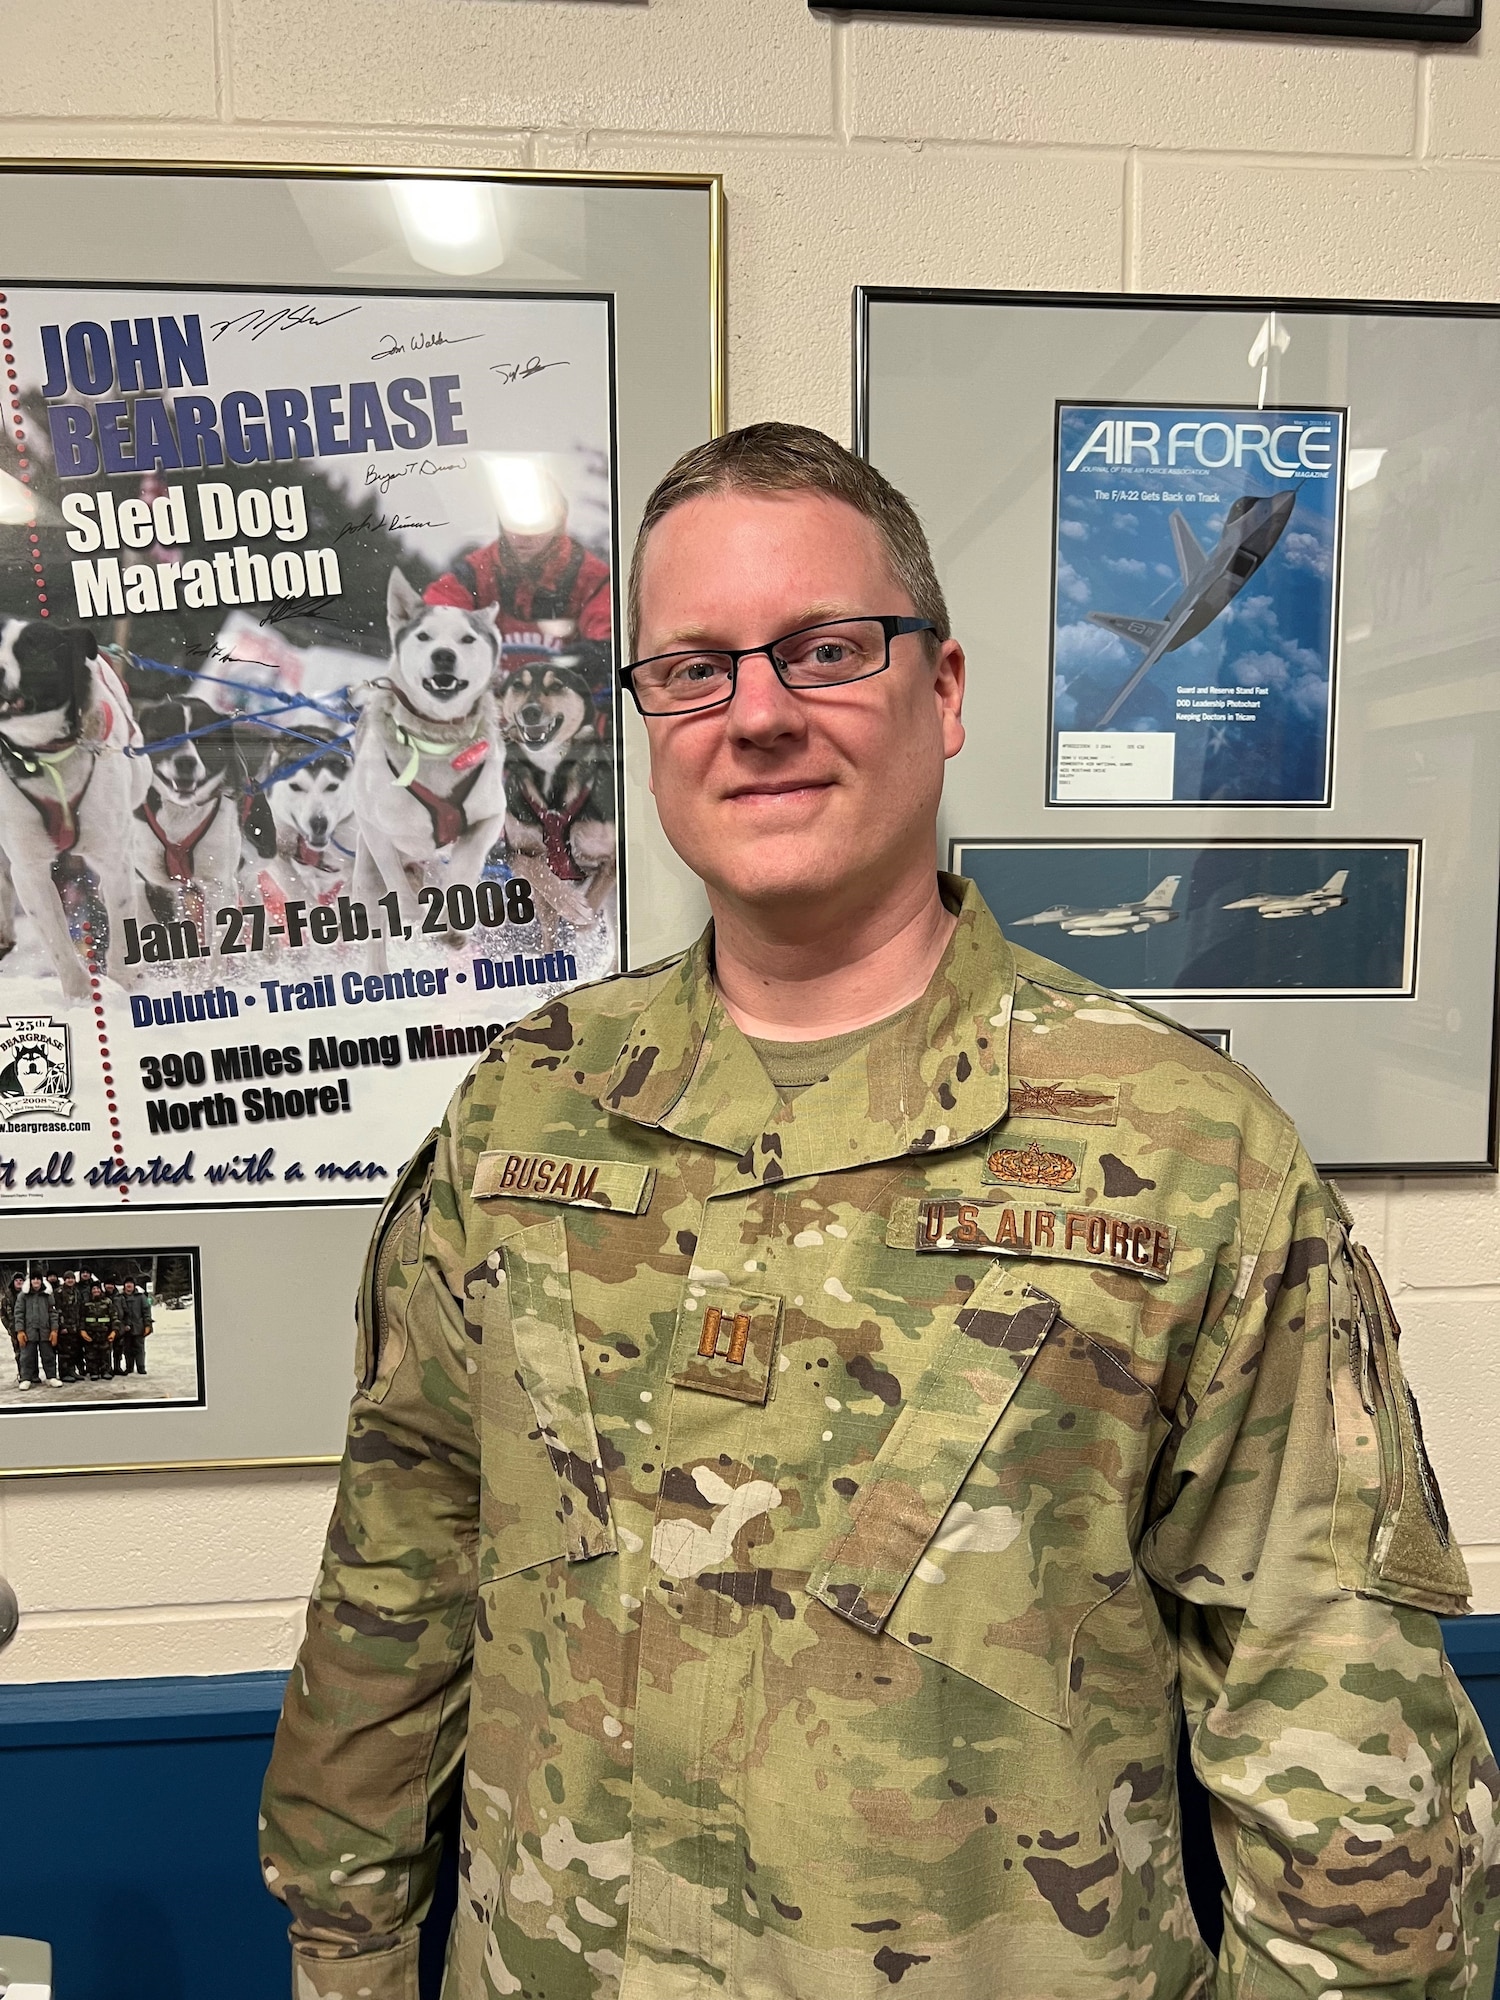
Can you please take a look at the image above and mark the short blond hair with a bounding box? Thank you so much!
[626,422,950,655]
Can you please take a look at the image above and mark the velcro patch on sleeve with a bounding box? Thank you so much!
[474,1150,655,1214]
[888,1195,1173,1280]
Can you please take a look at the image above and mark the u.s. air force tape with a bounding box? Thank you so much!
[887,1195,1174,1280]
[473,1150,655,1213]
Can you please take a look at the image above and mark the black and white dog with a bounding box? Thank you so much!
[242,730,357,917]
[350,569,507,959]
[0,620,147,999]
[133,697,246,925]
[498,660,616,947]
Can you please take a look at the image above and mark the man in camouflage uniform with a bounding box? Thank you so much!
[263,425,1500,1999]
[53,1272,84,1384]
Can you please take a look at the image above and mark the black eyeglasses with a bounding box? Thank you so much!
[621,615,937,717]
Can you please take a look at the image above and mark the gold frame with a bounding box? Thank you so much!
[0,157,726,1481]
[0,158,727,433]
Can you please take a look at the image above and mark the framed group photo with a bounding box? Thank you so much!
[859,286,1500,1174]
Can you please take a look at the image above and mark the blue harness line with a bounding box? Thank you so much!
[118,653,357,792]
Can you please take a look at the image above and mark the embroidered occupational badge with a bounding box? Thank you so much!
[983,1138,1081,1191]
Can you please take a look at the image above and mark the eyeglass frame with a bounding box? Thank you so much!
[620,614,939,717]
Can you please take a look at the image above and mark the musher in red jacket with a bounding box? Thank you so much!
[423,463,612,657]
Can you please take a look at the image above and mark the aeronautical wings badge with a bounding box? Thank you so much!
[1009,1080,1119,1127]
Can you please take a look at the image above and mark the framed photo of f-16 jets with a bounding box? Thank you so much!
[859,287,1500,1173]
[952,840,1420,1002]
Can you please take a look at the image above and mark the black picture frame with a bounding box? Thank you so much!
[857,284,1500,1176]
[817,0,1480,45]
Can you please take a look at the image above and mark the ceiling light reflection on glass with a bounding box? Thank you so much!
[390,180,505,276]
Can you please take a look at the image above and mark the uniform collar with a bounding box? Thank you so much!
[601,874,1014,1186]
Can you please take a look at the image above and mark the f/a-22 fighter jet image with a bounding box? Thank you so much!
[1222,871,1349,920]
[1012,875,1181,938]
[1087,489,1298,729]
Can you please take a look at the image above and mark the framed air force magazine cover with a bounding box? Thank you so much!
[0,163,723,1475]
[857,288,1500,1176]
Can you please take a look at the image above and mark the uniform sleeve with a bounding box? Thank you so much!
[1144,1154,1500,1999]
[260,1103,481,2000]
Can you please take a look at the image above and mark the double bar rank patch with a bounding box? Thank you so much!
[672,1286,783,1404]
[890,1195,1174,1280]
[474,1150,654,1214]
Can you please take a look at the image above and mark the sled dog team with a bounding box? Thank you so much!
[0,568,617,1001]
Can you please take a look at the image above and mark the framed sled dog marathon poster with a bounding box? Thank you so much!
[0,163,723,1474]
[857,288,1500,1176]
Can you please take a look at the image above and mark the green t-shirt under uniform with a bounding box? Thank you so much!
[746,1004,916,1099]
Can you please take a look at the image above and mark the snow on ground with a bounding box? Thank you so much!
[0,1302,201,1414]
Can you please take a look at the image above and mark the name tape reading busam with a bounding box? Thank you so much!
[888,1195,1175,1281]
[473,1151,655,1214]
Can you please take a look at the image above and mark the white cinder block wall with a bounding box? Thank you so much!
[1,0,1498,1681]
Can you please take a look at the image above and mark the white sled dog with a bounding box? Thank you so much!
[350,571,507,963]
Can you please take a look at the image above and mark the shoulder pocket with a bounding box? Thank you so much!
[1329,1230,1469,1614]
[356,1128,438,1401]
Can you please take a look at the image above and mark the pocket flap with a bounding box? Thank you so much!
[808,1277,1059,1633]
[502,1216,617,1563]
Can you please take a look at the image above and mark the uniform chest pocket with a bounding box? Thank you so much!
[808,1276,1169,1727]
[475,1213,617,1580]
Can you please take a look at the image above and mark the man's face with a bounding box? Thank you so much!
[505,529,559,564]
[635,490,965,917]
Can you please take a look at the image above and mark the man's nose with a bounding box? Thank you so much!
[724,650,803,739]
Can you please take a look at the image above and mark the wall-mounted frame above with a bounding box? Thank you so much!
[0,160,724,1475]
[858,286,1500,1176]
[819,0,1480,45]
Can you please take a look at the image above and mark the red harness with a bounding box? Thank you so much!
[522,776,591,882]
[136,794,221,883]
[7,744,95,854]
[396,762,485,851]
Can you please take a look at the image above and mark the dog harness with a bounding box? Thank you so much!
[135,791,222,883]
[392,765,487,851]
[0,738,97,854]
[385,706,492,852]
[520,775,592,883]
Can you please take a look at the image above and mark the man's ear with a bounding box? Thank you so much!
[935,637,966,762]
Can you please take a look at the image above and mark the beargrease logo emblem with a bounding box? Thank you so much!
[0,1017,73,1124]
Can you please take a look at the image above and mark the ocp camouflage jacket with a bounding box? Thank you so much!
[263,877,1500,2000]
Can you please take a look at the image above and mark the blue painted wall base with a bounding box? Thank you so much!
[3,1617,1499,1997]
